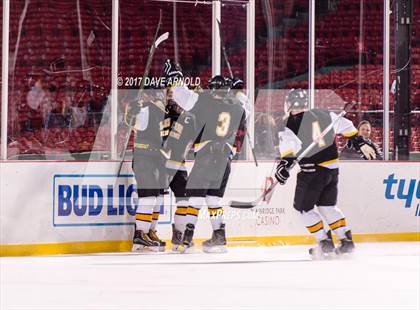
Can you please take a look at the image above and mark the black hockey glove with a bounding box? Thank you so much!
[275,159,290,185]
[349,135,376,160]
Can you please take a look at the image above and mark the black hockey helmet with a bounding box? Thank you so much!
[231,77,244,90]
[284,88,309,113]
[208,75,226,90]
[208,75,231,97]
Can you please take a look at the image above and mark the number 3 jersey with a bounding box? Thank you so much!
[165,92,246,169]
[279,109,358,169]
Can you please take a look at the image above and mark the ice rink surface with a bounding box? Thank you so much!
[1,242,419,310]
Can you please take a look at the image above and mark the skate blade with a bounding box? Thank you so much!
[309,247,336,261]
[202,245,227,254]
[175,244,197,254]
[132,244,161,253]
[334,249,355,259]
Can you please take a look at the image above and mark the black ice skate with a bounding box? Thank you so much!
[148,229,166,252]
[335,230,355,255]
[202,223,227,253]
[132,230,160,252]
[179,223,195,253]
[309,230,335,260]
[171,224,183,251]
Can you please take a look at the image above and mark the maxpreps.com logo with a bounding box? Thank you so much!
[53,174,171,227]
[383,174,420,216]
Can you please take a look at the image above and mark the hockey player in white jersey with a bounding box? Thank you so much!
[275,89,377,259]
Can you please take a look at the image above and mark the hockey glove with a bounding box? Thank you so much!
[350,136,376,160]
[275,159,290,185]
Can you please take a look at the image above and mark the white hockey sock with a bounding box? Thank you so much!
[300,209,328,241]
[150,195,164,231]
[318,205,349,240]
[206,195,224,230]
[173,199,189,232]
[185,197,205,228]
[135,197,156,232]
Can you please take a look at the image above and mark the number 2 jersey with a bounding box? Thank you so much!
[279,109,358,169]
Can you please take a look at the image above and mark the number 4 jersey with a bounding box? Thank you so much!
[279,109,358,169]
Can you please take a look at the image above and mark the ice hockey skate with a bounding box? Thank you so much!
[148,229,166,252]
[202,223,227,254]
[132,230,160,253]
[335,230,355,255]
[177,223,196,254]
[309,231,336,260]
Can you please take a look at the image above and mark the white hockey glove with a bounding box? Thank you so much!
[350,136,377,160]
[360,144,376,160]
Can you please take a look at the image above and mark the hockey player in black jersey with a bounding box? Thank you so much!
[275,89,377,259]
[125,87,168,252]
[166,75,246,253]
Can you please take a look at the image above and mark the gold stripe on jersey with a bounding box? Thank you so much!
[166,159,186,170]
[134,143,150,149]
[186,207,200,217]
[307,221,324,234]
[280,149,295,158]
[329,218,347,230]
[342,129,358,137]
[193,141,210,152]
[208,208,224,217]
[175,206,188,216]
[152,212,160,220]
[135,213,153,222]
[318,158,338,167]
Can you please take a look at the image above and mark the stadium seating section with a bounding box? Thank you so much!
[0,0,419,156]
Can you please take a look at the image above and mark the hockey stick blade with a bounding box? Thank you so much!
[155,32,169,48]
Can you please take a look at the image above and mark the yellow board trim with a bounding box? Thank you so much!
[1,232,419,256]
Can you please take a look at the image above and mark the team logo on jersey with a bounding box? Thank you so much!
[52,174,172,227]
[383,174,420,216]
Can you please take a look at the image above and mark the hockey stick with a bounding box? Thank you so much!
[217,20,258,167]
[117,11,169,177]
[229,105,355,209]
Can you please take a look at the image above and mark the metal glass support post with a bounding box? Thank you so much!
[212,0,221,76]
[1,0,10,160]
[308,0,315,109]
[246,0,255,161]
[383,0,390,160]
[111,0,119,159]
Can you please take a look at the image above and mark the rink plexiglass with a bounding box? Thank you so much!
[0,0,419,160]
